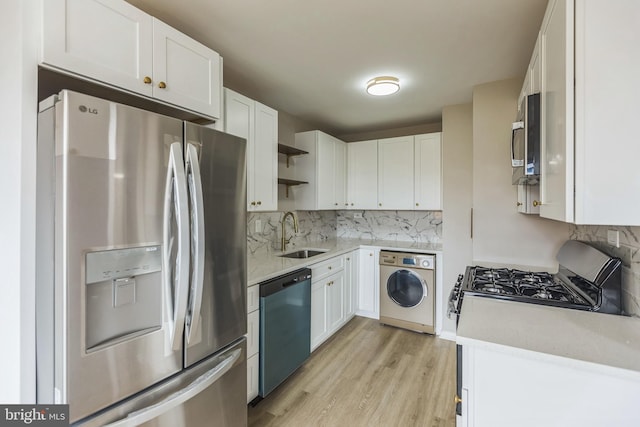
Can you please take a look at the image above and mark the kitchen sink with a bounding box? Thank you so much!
[278,249,328,259]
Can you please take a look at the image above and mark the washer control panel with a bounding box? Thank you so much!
[379,251,435,270]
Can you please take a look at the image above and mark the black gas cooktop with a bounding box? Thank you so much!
[448,241,624,320]
[464,266,596,310]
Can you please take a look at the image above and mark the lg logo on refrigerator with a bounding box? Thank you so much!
[78,105,98,114]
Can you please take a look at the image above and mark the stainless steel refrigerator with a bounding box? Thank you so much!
[36,90,247,426]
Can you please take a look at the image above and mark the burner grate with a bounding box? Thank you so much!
[467,267,592,307]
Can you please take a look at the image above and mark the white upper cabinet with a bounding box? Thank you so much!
[529,35,542,95]
[519,34,541,104]
[414,133,442,210]
[42,0,153,96]
[334,141,347,209]
[377,136,415,210]
[152,19,221,119]
[295,131,347,210]
[347,140,378,210]
[517,185,540,215]
[540,0,574,222]
[291,132,444,212]
[253,103,279,211]
[224,89,278,212]
[42,0,222,119]
[539,0,640,225]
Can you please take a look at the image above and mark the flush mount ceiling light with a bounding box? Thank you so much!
[366,76,400,96]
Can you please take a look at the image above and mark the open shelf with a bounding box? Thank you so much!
[278,143,308,167]
[278,178,308,198]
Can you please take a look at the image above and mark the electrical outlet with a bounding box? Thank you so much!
[607,229,620,248]
[255,219,262,233]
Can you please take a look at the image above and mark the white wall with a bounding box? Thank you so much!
[472,79,569,270]
[441,103,473,336]
[0,0,39,403]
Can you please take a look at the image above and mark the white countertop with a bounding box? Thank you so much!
[457,295,640,376]
[248,238,442,286]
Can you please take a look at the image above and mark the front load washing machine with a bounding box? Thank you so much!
[379,251,435,334]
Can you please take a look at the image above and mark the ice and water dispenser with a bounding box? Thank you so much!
[84,245,163,351]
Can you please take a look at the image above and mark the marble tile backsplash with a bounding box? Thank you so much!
[247,210,443,255]
[570,225,640,317]
[336,210,442,243]
[247,211,337,255]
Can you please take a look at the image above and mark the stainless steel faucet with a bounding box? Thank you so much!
[281,211,299,251]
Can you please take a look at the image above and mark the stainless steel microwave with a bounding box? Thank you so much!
[511,93,541,185]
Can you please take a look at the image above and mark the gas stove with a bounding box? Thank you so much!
[461,266,597,310]
[448,241,624,319]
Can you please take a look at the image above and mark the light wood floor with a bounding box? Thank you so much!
[248,316,457,427]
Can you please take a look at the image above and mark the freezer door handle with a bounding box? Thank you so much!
[164,142,190,350]
[103,348,242,427]
[185,143,205,345]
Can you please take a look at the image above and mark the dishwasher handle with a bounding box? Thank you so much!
[283,275,310,287]
[260,268,312,298]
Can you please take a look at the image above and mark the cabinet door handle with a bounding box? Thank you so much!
[158,81,167,89]
[415,203,419,207]
[250,201,256,206]
[143,76,152,84]
[454,395,462,404]
[517,202,523,206]
[378,203,382,207]
[257,201,262,206]
[533,200,541,207]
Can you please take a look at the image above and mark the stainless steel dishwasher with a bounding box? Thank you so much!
[259,268,312,398]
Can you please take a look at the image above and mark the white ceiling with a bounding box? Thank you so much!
[125,0,547,135]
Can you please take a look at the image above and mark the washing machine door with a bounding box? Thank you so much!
[386,269,427,308]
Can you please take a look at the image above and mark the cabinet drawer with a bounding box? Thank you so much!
[247,284,259,314]
[311,256,344,281]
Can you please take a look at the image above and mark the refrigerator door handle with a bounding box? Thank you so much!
[103,348,242,427]
[185,143,205,345]
[164,142,190,350]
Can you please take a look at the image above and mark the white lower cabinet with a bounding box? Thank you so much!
[310,277,329,351]
[247,353,259,404]
[310,254,357,352]
[344,251,358,320]
[326,272,345,335]
[246,285,260,403]
[356,248,378,319]
[460,345,640,427]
